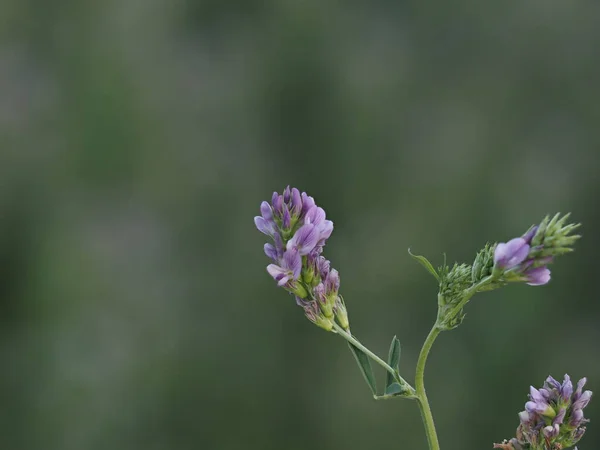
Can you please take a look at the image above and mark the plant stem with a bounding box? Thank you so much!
[415,324,442,450]
[332,322,415,393]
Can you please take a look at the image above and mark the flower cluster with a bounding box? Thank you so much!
[495,375,592,450]
[254,186,348,331]
[492,213,580,286]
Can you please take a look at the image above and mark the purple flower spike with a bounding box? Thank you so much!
[256,187,346,331]
[494,238,530,270]
[287,224,320,255]
[503,374,592,449]
[524,267,551,286]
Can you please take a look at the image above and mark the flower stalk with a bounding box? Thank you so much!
[255,189,588,450]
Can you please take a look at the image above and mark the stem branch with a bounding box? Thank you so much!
[332,322,415,394]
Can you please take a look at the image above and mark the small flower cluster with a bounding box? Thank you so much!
[495,375,592,450]
[255,186,348,331]
[492,213,580,286]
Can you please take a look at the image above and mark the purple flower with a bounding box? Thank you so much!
[494,238,530,270]
[295,297,333,331]
[290,188,302,216]
[572,390,592,410]
[523,266,551,286]
[254,201,277,237]
[325,268,340,294]
[301,192,315,216]
[286,224,320,255]
[491,214,580,288]
[267,248,301,287]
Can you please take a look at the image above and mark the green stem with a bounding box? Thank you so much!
[413,276,494,450]
[415,324,442,450]
[332,322,415,394]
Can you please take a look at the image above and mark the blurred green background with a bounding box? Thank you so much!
[1,1,599,449]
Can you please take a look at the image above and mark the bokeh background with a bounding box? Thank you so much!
[1,1,599,449]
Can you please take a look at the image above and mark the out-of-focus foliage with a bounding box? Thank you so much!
[1,1,599,449]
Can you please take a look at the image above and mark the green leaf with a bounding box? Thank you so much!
[385,335,401,389]
[408,249,440,282]
[347,343,377,396]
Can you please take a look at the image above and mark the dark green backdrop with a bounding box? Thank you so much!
[1,1,599,449]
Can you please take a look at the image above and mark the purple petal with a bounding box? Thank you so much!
[539,388,552,400]
[546,376,561,390]
[319,220,334,241]
[282,204,291,229]
[525,267,551,286]
[530,386,545,403]
[287,224,320,255]
[291,188,302,215]
[254,216,275,236]
[260,201,273,221]
[561,375,573,401]
[273,233,284,258]
[572,391,592,410]
[304,206,326,226]
[325,269,340,293]
[283,248,302,280]
[301,192,315,216]
[518,410,530,424]
[522,226,538,244]
[277,275,291,287]
[575,377,587,400]
[543,424,559,438]
[494,238,529,269]
[272,192,284,214]
[525,400,549,414]
[553,407,566,425]
[264,243,278,261]
[570,408,585,426]
[314,282,327,304]
[316,256,330,279]
[525,401,538,413]
[266,264,286,280]
[283,185,291,203]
